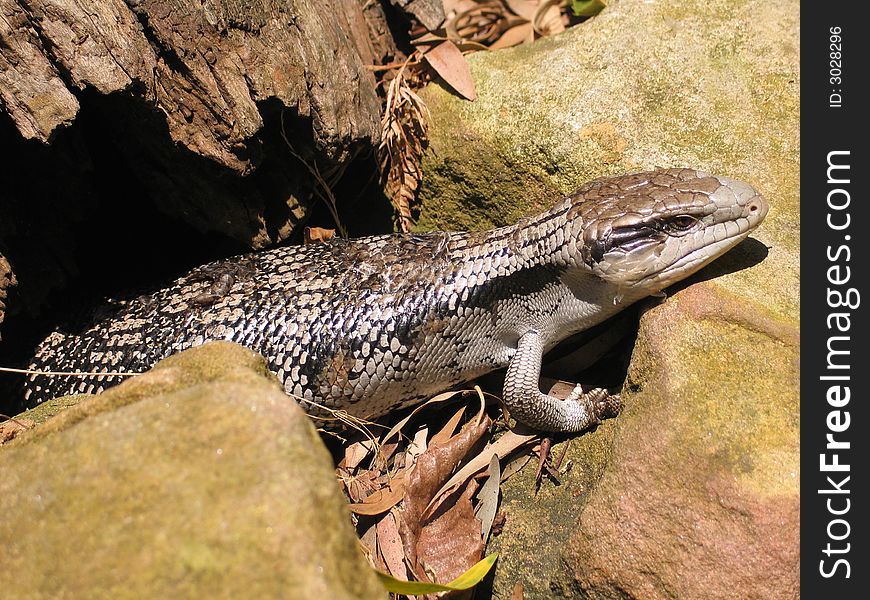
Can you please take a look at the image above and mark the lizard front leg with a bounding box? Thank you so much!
[503,330,622,432]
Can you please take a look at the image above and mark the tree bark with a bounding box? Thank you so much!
[1,0,384,169]
[0,0,398,332]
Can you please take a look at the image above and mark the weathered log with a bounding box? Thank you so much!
[1,0,384,169]
[0,0,398,335]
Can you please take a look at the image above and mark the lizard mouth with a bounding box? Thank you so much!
[631,195,768,290]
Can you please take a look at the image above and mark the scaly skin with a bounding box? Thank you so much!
[26,168,768,431]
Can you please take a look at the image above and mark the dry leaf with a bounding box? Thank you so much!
[474,453,502,542]
[532,0,566,35]
[500,452,533,481]
[505,0,537,21]
[443,0,479,14]
[399,416,492,579]
[445,2,504,44]
[359,519,385,572]
[429,405,466,447]
[415,480,485,593]
[380,390,466,449]
[303,226,336,244]
[377,511,409,582]
[408,425,430,459]
[433,0,595,53]
[427,429,538,512]
[343,468,380,503]
[348,469,410,516]
[374,439,400,469]
[343,439,375,470]
[423,41,478,101]
[489,22,535,49]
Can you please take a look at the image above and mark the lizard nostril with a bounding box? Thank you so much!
[746,195,769,221]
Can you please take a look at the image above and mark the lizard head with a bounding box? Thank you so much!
[565,168,768,295]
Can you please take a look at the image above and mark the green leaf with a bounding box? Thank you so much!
[571,0,607,17]
[376,553,499,594]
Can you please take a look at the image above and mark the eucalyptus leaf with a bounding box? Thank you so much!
[376,552,499,593]
[571,0,606,18]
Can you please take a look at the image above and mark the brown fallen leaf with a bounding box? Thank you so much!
[442,0,479,14]
[501,451,532,484]
[399,416,492,582]
[342,467,381,503]
[377,511,409,583]
[342,439,375,470]
[426,428,538,514]
[303,226,336,244]
[415,479,484,596]
[373,439,400,470]
[489,22,535,49]
[505,0,536,21]
[474,453,502,543]
[429,404,467,447]
[358,518,386,572]
[423,40,477,101]
[348,469,410,516]
[532,0,566,36]
[380,390,467,449]
[408,425,430,459]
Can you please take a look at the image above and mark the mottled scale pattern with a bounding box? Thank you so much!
[26,222,558,418]
[25,168,768,428]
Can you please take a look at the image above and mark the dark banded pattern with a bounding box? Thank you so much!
[25,169,768,430]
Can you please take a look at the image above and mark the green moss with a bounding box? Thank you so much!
[10,341,279,446]
[0,343,385,599]
[626,294,799,499]
[15,393,92,425]
[488,420,618,597]
[684,326,796,493]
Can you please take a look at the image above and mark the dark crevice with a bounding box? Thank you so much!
[0,82,391,416]
[124,3,192,80]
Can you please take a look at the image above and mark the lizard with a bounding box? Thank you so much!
[23,168,768,432]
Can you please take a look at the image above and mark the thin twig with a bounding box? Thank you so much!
[298,396,383,450]
[279,111,349,239]
[0,366,140,378]
[365,59,424,72]
[0,413,33,427]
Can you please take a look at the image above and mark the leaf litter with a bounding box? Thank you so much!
[329,376,606,596]
[376,1,607,231]
[332,386,555,596]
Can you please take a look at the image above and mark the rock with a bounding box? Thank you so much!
[567,285,799,600]
[485,416,621,597]
[0,342,385,599]
[416,0,799,597]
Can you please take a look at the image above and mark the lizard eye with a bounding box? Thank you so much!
[667,215,697,232]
